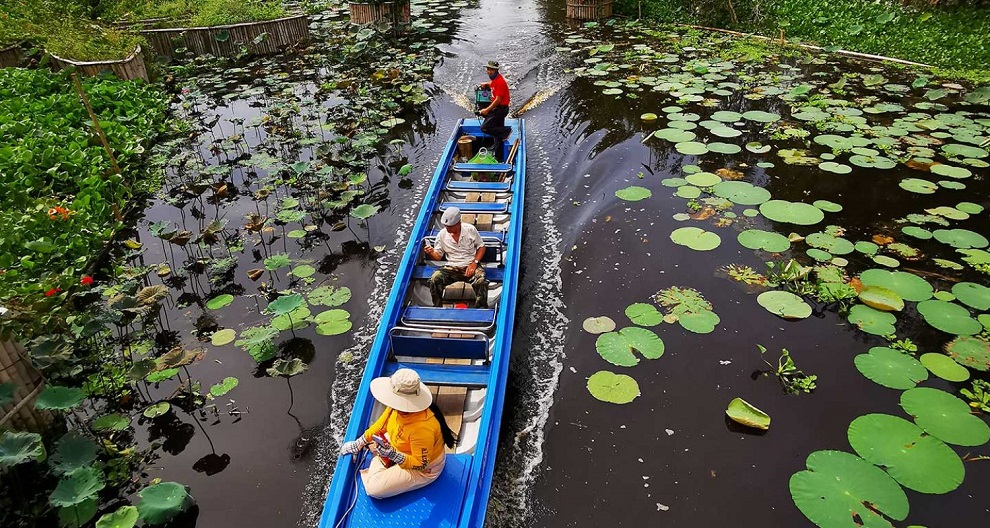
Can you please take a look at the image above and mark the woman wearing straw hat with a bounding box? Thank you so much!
[339,368,457,498]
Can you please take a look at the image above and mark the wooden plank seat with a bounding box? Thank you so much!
[452,163,512,174]
[382,361,490,388]
[445,181,511,193]
[402,306,496,327]
[439,202,507,214]
[411,265,505,282]
[389,332,489,360]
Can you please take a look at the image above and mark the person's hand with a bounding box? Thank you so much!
[422,242,433,258]
[376,443,405,465]
[465,262,477,278]
[340,437,368,456]
[479,107,490,116]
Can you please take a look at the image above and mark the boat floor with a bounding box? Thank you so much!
[344,452,471,528]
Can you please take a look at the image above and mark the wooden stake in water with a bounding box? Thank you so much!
[70,73,121,176]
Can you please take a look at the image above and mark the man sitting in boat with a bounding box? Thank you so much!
[421,206,489,308]
[339,368,457,499]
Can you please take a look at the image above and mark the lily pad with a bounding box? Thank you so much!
[625,303,663,326]
[209,377,239,397]
[206,294,234,310]
[757,291,812,320]
[92,413,130,432]
[615,186,652,201]
[291,264,316,278]
[859,269,933,302]
[930,164,972,179]
[143,402,171,419]
[847,413,964,494]
[790,450,908,528]
[315,309,353,336]
[900,387,990,446]
[725,398,770,430]
[0,431,46,466]
[267,293,305,316]
[582,316,616,334]
[210,329,236,347]
[742,110,780,123]
[137,482,193,525]
[901,226,932,240]
[587,371,640,404]
[759,200,825,225]
[737,229,790,252]
[96,506,139,528]
[35,386,86,410]
[595,327,665,367]
[951,282,990,310]
[899,178,938,194]
[945,335,990,371]
[854,347,928,390]
[670,227,721,251]
[916,300,982,335]
[264,253,291,270]
[847,305,896,335]
[267,358,308,377]
[51,434,99,476]
[920,353,971,382]
[712,181,771,205]
[350,204,380,220]
[857,286,904,312]
[684,172,721,187]
[872,255,900,268]
[933,228,989,249]
[806,233,854,255]
[49,467,105,507]
[812,200,843,212]
[675,141,709,156]
[309,285,351,306]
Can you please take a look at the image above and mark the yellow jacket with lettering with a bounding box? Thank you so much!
[362,407,444,471]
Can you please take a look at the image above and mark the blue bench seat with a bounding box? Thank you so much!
[402,306,495,326]
[427,229,506,242]
[382,361,490,388]
[452,163,512,173]
[439,202,507,214]
[411,265,505,282]
[390,332,489,360]
[445,180,512,192]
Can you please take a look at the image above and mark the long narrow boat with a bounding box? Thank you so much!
[318,118,526,528]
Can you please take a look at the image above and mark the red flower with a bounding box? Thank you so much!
[45,287,61,297]
[48,206,72,221]
[80,275,94,286]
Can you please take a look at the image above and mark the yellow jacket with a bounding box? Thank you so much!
[362,407,444,471]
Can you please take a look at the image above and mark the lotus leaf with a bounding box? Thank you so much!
[156,347,203,370]
[806,233,854,255]
[211,328,236,347]
[587,370,640,404]
[625,303,663,326]
[898,178,938,194]
[273,307,311,331]
[848,414,963,494]
[859,269,933,301]
[812,200,842,212]
[59,499,98,528]
[927,206,969,221]
[350,204,380,219]
[92,414,129,432]
[661,177,688,187]
[920,353,970,382]
[315,309,353,336]
[757,291,812,320]
[143,402,171,418]
[267,294,305,316]
[210,377,239,397]
[640,113,658,122]
[933,291,956,302]
[807,249,832,262]
[670,227,721,251]
[684,172,720,187]
[725,398,770,430]
[942,143,987,159]
[0,431,45,466]
[264,253,291,270]
[137,482,193,524]
[854,347,927,390]
[847,305,896,335]
[933,258,964,270]
[759,200,824,225]
[934,228,989,249]
[712,181,771,205]
[938,180,966,190]
[901,226,932,240]
[790,450,908,528]
[746,142,771,153]
[309,285,352,306]
[35,386,86,410]
[857,286,904,312]
[52,434,98,476]
[292,264,317,278]
[582,316,616,334]
[872,255,900,268]
[848,154,895,169]
[742,110,780,123]
[145,369,178,383]
[945,335,990,371]
[235,326,279,362]
[678,310,721,334]
[955,201,983,214]
[930,164,972,179]
[737,229,790,252]
[951,282,990,310]
[711,110,742,122]
[916,300,982,335]
[49,467,105,507]
[676,185,701,199]
[96,506,139,528]
[901,387,990,446]
[615,186,652,201]
[652,129,696,142]
[595,327,665,367]
[206,294,234,310]
[267,358,309,377]
[675,141,709,156]
[818,161,852,174]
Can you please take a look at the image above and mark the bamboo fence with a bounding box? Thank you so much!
[48,46,149,81]
[566,0,613,20]
[139,14,311,60]
[0,339,51,432]
[0,42,26,68]
[349,2,411,26]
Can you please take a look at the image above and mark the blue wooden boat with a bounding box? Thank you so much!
[318,118,526,528]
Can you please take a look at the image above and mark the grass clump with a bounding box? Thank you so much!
[101,0,288,26]
[41,19,144,61]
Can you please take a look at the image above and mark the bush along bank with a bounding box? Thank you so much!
[615,0,990,83]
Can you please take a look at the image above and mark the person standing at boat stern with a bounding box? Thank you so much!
[422,206,489,308]
[339,369,457,499]
[478,60,511,161]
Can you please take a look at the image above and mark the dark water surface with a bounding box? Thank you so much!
[133,0,990,527]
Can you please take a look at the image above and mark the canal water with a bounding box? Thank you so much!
[131,0,989,526]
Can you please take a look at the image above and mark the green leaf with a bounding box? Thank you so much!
[35,386,86,410]
[350,204,380,220]
[92,413,130,432]
[211,328,236,346]
[920,352,970,382]
[137,482,193,524]
[234,325,279,362]
[595,327,665,367]
[582,316,615,334]
[901,388,990,446]
[205,294,234,310]
[209,377,239,397]
[916,300,982,335]
[854,347,928,390]
[145,368,179,383]
[945,335,990,371]
[267,358,308,377]
[790,450,908,528]
[292,264,316,278]
[49,467,105,507]
[759,200,824,226]
[670,227,721,251]
[624,303,663,326]
[143,402,171,418]
[58,498,98,528]
[951,282,990,311]
[0,431,46,466]
[725,398,770,430]
[848,414,964,494]
[586,370,640,404]
[858,269,932,302]
[615,186,652,201]
[757,291,812,320]
[214,29,230,42]
[267,293,305,316]
[738,229,790,252]
[51,433,99,475]
[847,305,896,335]
[0,382,15,406]
[264,253,291,270]
[96,506,139,528]
[309,285,352,307]
[857,286,903,312]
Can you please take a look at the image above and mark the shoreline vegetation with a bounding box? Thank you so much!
[615,0,990,83]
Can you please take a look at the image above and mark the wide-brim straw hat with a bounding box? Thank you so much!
[370,368,432,412]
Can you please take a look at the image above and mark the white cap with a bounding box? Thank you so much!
[440,207,461,226]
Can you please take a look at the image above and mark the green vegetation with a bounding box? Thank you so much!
[758,345,818,394]
[41,20,145,61]
[100,0,288,26]
[618,0,990,82]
